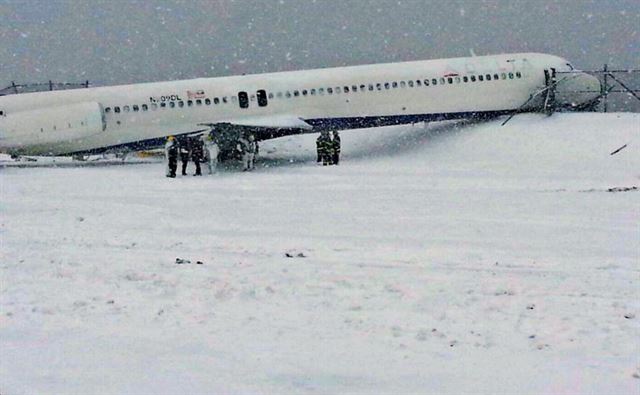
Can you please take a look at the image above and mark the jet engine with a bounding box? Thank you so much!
[0,102,106,154]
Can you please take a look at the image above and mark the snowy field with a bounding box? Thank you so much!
[1,113,638,394]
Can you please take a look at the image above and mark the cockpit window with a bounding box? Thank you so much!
[566,63,574,70]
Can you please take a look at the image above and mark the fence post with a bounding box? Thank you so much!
[603,64,608,113]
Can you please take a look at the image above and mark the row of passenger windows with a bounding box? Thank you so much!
[104,71,522,114]
[105,96,229,114]
[269,70,523,100]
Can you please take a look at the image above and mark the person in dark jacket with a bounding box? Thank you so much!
[332,131,341,165]
[179,137,190,176]
[316,135,322,163]
[164,136,178,178]
[191,136,204,176]
[317,131,333,166]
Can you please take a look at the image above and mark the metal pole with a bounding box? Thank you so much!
[603,64,608,112]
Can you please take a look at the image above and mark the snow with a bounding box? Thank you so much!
[1,113,639,394]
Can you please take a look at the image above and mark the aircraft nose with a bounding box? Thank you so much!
[555,72,602,109]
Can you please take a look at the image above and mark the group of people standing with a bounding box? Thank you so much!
[164,135,219,178]
[316,130,341,166]
[165,130,341,177]
[164,132,260,177]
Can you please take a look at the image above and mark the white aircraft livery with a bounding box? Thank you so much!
[0,52,600,156]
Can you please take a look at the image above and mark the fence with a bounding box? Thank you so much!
[556,67,640,113]
[0,81,90,96]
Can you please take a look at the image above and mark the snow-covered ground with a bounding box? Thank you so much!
[1,113,638,394]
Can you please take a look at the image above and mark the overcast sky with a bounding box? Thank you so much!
[1,0,638,87]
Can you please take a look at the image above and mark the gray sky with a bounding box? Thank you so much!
[1,0,638,87]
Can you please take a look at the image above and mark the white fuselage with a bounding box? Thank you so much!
[0,52,600,155]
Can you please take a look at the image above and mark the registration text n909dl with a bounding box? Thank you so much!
[149,95,183,103]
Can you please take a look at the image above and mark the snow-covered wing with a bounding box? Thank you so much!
[200,115,313,130]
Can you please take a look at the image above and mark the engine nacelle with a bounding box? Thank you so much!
[0,102,106,153]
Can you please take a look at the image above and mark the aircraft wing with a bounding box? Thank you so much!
[199,115,313,130]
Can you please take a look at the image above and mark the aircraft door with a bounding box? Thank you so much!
[257,90,268,107]
[238,91,249,109]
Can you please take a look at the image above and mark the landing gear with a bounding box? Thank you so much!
[72,154,89,161]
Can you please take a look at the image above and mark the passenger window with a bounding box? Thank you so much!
[327,88,333,94]
[432,78,438,85]
[406,81,413,87]
[169,102,175,108]
[268,92,274,99]
[485,74,491,81]
[310,89,316,95]
[222,97,228,103]
[400,81,406,88]
[424,79,429,86]
[151,103,158,110]
[501,73,507,80]
[293,90,299,97]
[257,89,268,107]
[124,105,130,112]
[141,104,148,111]
[447,77,453,84]
[416,80,422,86]
[470,75,476,82]
[352,85,358,92]
[384,82,390,89]
[455,77,461,83]
[335,87,341,94]
[187,100,193,106]
[360,84,366,91]
[494,74,499,80]
[343,86,349,93]
[238,91,249,108]
[392,82,398,88]
[302,89,308,96]
[277,92,283,98]
[205,98,212,105]
[105,107,111,113]
[285,91,292,98]
[114,106,121,113]
[463,76,468,83]
[178,101,184,107]
[161,102,167,108]
[478,75,484,81]
[196,99,202,105]
[508,72,514,79]
[375,83,381,90]
[319,88,325,95]
[516,71,522,78]
[439,78,445,85]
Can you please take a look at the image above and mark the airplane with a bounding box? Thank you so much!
[0,52,601,158]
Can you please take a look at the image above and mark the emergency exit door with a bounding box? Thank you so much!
[237,90,268,109]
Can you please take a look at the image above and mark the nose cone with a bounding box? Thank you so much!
[555,72,602,109]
